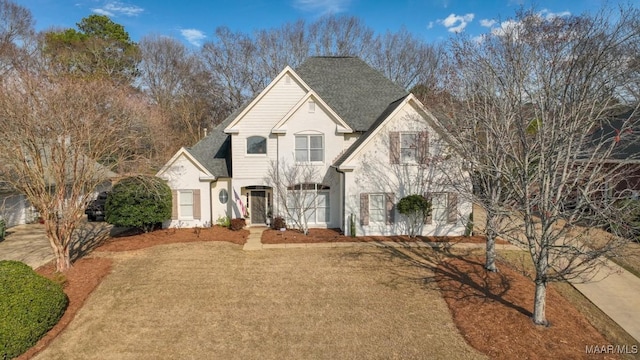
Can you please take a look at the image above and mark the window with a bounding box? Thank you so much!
[360,193,395,225]
[247,136,267,154]
[390,131,429,165]
[295,135,323,162]
[179,191,194,218]
[286,184,330,224]
[369,194,385,223]
[400,133,418,163]
[218,189,229,204]
[424,192,457,224]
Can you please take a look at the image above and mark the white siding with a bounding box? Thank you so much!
[0,193,28,228]
[158,154,212,228]
[272,101,347,228]
[232,74,307,180]
[342,101,472,236]
[211,179,231,224]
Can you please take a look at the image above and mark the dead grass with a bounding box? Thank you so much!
[34,243,484,360]
[262,227,508,245]
[24,225,638,359]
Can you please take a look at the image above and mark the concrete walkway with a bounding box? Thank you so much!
[0,224,52,269]
[3,223,640,343]
[571,259,640,343]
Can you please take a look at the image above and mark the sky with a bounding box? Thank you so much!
[16,0,620,47]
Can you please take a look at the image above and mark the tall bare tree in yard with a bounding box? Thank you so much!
[0,69,146,272]
[442,7,640,325]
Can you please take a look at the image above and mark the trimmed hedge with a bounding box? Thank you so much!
[105,175,172,233]
[0,261,68,359]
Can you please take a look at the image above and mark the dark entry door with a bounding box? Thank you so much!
[251,191,266,224]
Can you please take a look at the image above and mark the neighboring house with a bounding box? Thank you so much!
[0,181,37,228]
[157,57,471,236]
[588,109,640,199]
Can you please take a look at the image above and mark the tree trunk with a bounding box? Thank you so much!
[532,279,548,326]
[484,212,498,272]
[53,243,71,272]
[485,233,498,272]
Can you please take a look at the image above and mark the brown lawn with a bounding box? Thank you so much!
[262,227,509,245]
[20,225,637,359]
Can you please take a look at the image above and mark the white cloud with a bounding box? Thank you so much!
[491,19,521,37]
[439,13,475,33]
[427,21,434,29]
[293,0,351,14]
[180,29,206,47]
[540,9,571,20]
[480,19,496,28]
[92,2,144,17]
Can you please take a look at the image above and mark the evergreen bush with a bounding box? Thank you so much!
[0,261,68,359]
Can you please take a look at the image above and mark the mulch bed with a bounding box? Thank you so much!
[261,227,509,245]
[95,226,249,252]
[435,256,618,360]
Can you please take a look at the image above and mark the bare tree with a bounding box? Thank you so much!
[266,160,327,235]
[0,70,147,272]
[0,0,34,75]
[442,6,640,325]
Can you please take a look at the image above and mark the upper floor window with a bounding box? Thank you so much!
[400,133,418,163]
[247,136,267,154]
[295,134,323,162]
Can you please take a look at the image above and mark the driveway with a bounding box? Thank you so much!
[34,242,485,360]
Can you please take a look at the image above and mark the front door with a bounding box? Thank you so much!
[250,191,266,224]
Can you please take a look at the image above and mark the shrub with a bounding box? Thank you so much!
[216,216,231,228]
[105,175,172,233]
[229,218,246,231]
[397,194,432,238]
[0,261,68,359]
[271,216,286,230]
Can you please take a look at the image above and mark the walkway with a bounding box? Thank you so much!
[0,224,52,269]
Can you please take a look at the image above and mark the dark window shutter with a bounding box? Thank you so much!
[419,131,429,164]
[424,193,432,224]
[360,193,369,225]
[386,193,395,225]
[171,190,178,220]
[447,193,458,224]
[193,189,201,220]
[390,132,400,164]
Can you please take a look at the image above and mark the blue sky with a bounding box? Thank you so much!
[17,0,615,47]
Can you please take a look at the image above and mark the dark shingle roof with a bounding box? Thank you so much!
[296,57,408,132]
[333,96,408,167]
[185,108,241,178]
[589,109,640,161]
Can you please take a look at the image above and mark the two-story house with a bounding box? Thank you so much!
[157,57,471,236]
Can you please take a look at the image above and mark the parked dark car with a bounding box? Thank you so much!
[85,192,109,221]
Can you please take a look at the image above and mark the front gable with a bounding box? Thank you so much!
[271,91,353,135]
[338,94,448,170]
[156,148,214,187]
[224,67,310,134]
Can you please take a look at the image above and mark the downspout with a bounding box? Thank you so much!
[333,166,347,235]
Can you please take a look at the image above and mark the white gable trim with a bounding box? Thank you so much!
[156,147,214,178]
[337,94,445,170]
[224,67,311,133]
[271,91,353,135]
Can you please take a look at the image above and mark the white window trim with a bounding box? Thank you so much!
[178,190,194,220]
[431,192,448,223]
[286,185,330,224]
[295,134,324,163]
